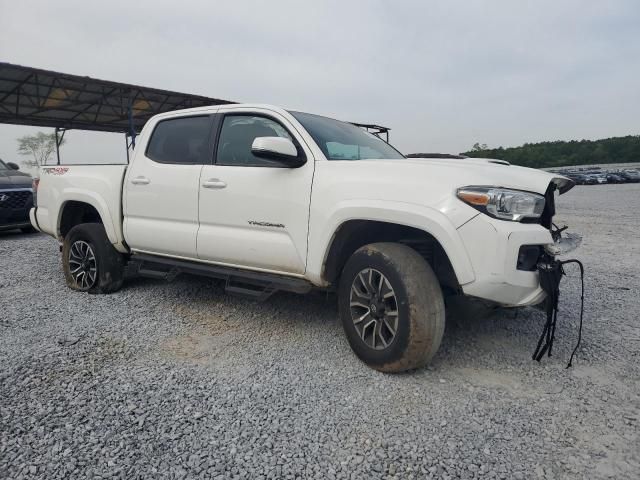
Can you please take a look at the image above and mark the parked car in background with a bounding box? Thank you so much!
[0,158,35,233]
[592,175,608,184]
[566,173,589,185]
[549,167,640,186]
[566,173,595,185]
[619,170,640,183]
[606,173,625,183]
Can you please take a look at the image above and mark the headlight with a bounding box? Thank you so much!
[457,186,545,221]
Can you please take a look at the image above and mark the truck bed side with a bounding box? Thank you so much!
[33,165,128,252]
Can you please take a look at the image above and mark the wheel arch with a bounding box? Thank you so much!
[321,219,468,292]
[57,197,120,247]
[59,200,101,239]
[308,201,476,288]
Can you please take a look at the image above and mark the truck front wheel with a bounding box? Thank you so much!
[338,242,445,372]
[62,223,124,294]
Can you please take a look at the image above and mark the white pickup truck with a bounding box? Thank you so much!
[31,104,576,372]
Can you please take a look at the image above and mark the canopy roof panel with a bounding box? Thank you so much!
[0,62,390,141]
[0,62,234,134]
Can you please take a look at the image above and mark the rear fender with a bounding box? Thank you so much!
[56,190,124,251]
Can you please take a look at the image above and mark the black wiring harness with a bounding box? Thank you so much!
[532,254,585,368]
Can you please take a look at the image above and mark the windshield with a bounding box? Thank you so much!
[290,111,404,160]
[0,159,8,170]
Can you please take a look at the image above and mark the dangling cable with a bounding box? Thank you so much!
[561,259,585,368]
[532,256,585,367]
[533,257,563,362]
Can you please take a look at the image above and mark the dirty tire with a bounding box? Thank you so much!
[62,223,124,294]
[338,242,445,373]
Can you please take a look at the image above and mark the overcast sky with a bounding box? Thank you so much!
[1,0,639,169]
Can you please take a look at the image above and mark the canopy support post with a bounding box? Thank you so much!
[124,134,130,163]
[124,132,136,164]
[54,127,66,165]
[127,93,137,149]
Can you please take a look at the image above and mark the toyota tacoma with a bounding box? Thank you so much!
[30,104,577,372]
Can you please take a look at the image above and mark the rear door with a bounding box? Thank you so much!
[124,114,215,258]
[197,108,315,274]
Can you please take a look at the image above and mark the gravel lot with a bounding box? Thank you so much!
[1,184,639,479]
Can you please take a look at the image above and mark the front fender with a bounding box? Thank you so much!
[306,199,476,286]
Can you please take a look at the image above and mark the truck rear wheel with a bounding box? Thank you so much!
[62,223,124,294]
[338,242,445,372]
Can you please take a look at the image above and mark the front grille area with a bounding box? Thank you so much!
[517,245,542,271]
[0,190,33,209]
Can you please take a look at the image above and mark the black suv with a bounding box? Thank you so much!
[0,159,35,233]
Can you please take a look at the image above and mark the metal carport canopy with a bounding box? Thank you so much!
[0,62,235,135]
[0,62,391,156]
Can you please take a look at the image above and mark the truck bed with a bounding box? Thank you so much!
[33,164,128,252]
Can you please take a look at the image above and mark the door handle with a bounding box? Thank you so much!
[131,176,150,185]
[202,179,227,189]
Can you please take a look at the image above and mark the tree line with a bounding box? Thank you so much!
[463,135,640,168]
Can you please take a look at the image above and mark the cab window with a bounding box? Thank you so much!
[146,116,211,164]
[216,115,294,167]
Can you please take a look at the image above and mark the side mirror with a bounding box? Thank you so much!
[251,137,305,167]
[6,162,20,170]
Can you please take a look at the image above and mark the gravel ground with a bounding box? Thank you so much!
[1,184,638,479]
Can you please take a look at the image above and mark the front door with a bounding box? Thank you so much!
[197,110,314,274]
[124,114,214,258]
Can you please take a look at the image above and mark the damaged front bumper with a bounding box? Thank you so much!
[544,231,582,256]
[457,213,582,307]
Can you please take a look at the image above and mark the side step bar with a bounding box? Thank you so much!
[125,253,312,301]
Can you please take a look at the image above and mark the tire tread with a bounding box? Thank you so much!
[339,242,445,372]
[62,223,124,294]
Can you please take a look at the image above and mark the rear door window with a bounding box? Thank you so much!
[146,116,212,164]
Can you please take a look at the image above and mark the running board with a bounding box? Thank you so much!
[125,253,312,301]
